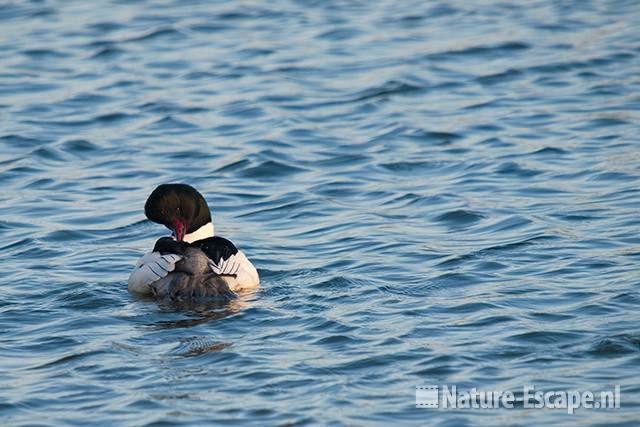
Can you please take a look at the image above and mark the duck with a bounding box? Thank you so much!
[128,183,259,301]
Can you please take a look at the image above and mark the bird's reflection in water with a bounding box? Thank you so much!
[149,291,256,330]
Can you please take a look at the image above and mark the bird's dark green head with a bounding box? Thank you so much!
[144,183,211,241]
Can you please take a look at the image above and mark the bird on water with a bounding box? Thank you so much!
[128,183,259,302]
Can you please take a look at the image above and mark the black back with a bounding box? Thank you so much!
[153,237,190,255]
[191,236,239,264]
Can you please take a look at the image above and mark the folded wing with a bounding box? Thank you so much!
[193,236,260,290]
[128,251,182,294]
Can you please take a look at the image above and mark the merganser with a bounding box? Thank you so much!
[128,184,259,301]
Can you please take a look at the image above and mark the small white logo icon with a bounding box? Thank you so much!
[416,385,439,408]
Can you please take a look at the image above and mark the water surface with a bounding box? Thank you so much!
[1,0,639,425]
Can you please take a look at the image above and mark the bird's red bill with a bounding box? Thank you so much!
[172,218,185,242]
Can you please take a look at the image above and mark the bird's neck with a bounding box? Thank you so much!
[184,222,214,243]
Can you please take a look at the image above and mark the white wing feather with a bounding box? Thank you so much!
[208,250,259,289]
[128,252,182,294]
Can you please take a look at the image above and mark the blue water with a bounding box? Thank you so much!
[1,0,639,425]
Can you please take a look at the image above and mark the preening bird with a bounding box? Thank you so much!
[128,184,259,302]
